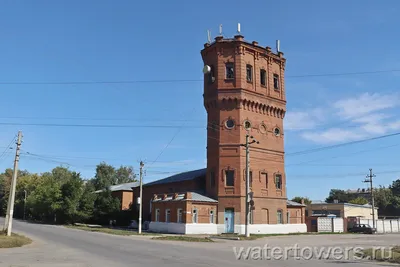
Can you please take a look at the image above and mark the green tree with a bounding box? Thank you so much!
[26,173,62,223]
[58,171,84,223]
[93,189,120,225]
[390,179,400,196]
[77,180,97,222]
[325,189,353,203]
[348,197,368,205]
[93,162,116,190]
[291,196,311,204]
[115,166,136,184]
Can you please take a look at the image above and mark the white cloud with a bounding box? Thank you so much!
[285,108,326,131]
[301,128,366,144]
[293,92,400,144]
[333,92,399,119]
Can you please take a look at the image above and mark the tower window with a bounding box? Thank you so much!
[244,120,251,130]
[273,74,280,90]
[262,172,268,188]
[225,119,235,129]
[274,127,281,136]
[210,171,215,187]
[208,65,215,84]
[225,63,234,79]
[246,65,253,82]
[225,170,235,186]
[275,174,282,190]
[249,171,253,188]
[260,69,267,86]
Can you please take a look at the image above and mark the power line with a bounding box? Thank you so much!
[147,108,198,169]
[0,122,205,129]
[1,69,400,86]
[0,116,203,122]
[286,131,400,156]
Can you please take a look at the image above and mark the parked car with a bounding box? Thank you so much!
[348,224,376,234]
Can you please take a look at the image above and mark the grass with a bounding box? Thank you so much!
[217,231,352,240]
[0,232,32,248]
[362,246,400,264]
[66,225,161,236]
[151,236,214,242]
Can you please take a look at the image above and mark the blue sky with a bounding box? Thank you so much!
[0,0,400,201]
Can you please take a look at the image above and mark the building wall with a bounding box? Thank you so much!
[201,36,288,227]
[111,191,134,210]
[307,204,378,219]
[287,206,305,224]
[148,222,306,235]
[151,200,217,224]
[132,177,205,222]
[345,206,378,219]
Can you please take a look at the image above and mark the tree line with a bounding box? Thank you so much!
[0,162,137,225]
[291,178,400,217]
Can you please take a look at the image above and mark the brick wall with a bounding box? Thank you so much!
[201,36,288,226]
[132,176,205,222]
[287,206,305,224]
[111,191,134,210]
[152,201,217,224]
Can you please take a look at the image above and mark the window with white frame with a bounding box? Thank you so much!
[209,210,214,223]
[192,209,198,223]
[155,209,160,222]
[177,209,183,223]
[165,209,171,223]
[277,210,283,224]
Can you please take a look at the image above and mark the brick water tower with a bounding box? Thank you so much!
[201,24,288,233]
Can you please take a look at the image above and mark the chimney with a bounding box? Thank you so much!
[185,192,192,200]
[301,199,305,205]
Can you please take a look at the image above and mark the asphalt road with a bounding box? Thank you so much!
[0,218,398,267]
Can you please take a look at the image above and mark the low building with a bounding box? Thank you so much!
[95,182,139,210]
[306,202,378,220]
[287,200,306,224]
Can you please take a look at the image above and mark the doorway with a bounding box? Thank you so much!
[224,208,234,233]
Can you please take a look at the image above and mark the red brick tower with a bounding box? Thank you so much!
[201,26,288,233]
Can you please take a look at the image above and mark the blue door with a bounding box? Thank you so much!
[224,208,234,233]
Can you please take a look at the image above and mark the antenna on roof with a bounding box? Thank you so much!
[219,24,223,36]
[276,40,280,52]
[207,30,211,43]
[237,23,241,34]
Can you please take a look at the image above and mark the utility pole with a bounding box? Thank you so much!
[364,168,376,229]
[4,131,22,236]
[240,134,259,238]
[138,161,144,234]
